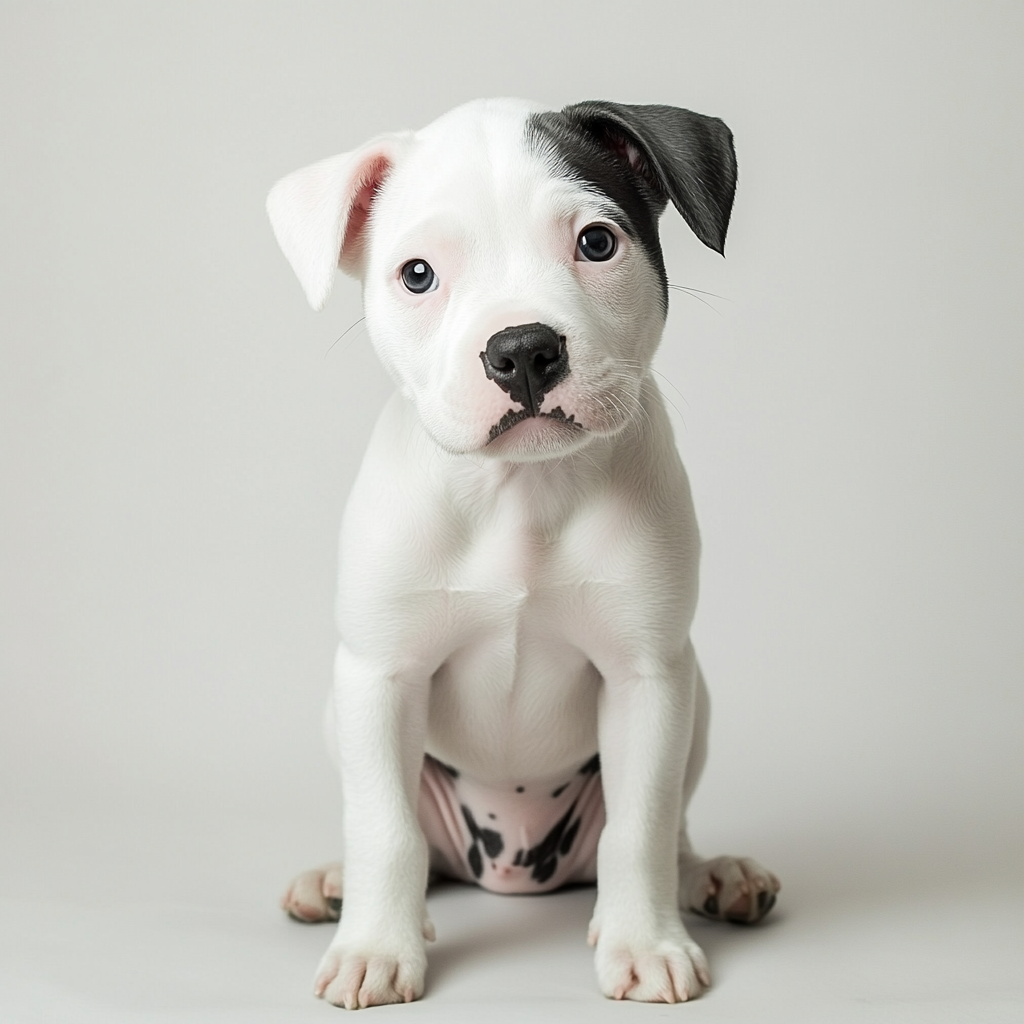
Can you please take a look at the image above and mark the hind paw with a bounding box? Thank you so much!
[281,862,344,923]
[681,855,780,924]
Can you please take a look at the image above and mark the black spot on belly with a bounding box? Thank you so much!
[461,803,505,874]
[488,812,496,820]
[551,782,569,798]
[559,817,581,856]
[579,753,601,775]
[516,786,525,793]
[468,844,483,879]
[533,855,557,884]
[479,828,503,858]
[521,800,581,885]
[513,849,523,866]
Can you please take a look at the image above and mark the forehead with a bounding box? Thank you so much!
[366,100,667,309]
[381,101,566,224]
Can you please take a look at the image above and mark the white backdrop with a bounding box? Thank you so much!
[2,2,1022,1021]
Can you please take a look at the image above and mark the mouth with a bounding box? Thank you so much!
[486,405,583,443]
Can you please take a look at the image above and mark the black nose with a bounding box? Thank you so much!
[480,323,569,417]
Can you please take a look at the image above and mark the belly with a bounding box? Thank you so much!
[418,751,604,892]
[424,602,601,786]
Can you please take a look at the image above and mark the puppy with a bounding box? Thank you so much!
[267,98,779,1008]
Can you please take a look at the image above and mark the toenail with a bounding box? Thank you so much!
[703,894,719,916]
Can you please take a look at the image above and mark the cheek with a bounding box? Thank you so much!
[364,287,445,390]
[576,260,659,353]
[364,291,512,445]
[589,257,665,357]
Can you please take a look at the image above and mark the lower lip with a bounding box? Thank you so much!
[486,413,582,448]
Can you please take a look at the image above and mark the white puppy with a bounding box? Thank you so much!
[267,97,779,1009]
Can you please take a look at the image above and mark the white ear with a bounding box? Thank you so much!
[266,134,407,311]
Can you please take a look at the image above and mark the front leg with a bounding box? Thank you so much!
[590,639,711,1002]
[314,643,433,1009]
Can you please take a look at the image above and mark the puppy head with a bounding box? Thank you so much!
[267,98,736,461]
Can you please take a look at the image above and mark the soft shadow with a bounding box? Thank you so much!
[424,881,595,994]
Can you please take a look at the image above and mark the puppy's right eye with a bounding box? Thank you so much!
[400,259,437,294]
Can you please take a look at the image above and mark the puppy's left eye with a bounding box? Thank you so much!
[576,225,617,262]
[400,259,438,294]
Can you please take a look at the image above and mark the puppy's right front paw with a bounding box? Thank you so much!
[314,941,427,1009]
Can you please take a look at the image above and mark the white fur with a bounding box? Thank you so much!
[268,97,778,1008]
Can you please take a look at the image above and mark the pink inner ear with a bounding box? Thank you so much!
[341,155,393,265]
[597,126,662,198]
[608,137,644,173]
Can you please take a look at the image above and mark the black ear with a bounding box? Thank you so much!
[559,101,737,254]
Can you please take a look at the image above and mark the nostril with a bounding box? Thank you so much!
[534,338,566,369]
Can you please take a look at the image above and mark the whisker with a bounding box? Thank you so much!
[603,359,689,432]
[668,283,729,301]
[667,285,723,317]
[650,383,687,431]
[605,388,652,438]
[648,367,690,412]
[325,316,368,358]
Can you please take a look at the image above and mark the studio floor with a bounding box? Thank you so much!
[1,808,1020,1023]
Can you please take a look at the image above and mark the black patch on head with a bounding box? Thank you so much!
[529,109,668,306]
[578,753,601,776]
[513,848,523,866]
[528,101,737,311]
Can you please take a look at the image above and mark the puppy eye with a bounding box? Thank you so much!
[576,225,617,262]
[400,259,438,294]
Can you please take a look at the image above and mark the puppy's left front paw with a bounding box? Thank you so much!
[594,930,710,1002]
[314,940,427,1009]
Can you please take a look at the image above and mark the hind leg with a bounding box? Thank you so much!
[281,732,462,928]
[676,661,781,924]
